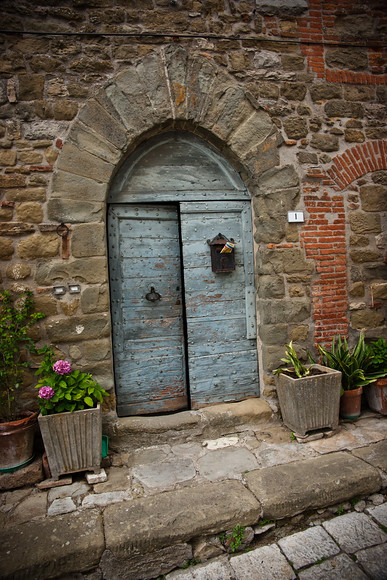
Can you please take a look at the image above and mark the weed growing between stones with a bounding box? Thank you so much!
[220,525,246,553]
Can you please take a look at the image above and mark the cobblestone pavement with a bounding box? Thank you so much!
[1,412,387,579]
[166,501,387,579]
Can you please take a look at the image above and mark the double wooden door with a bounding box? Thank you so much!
[108,201,258,416]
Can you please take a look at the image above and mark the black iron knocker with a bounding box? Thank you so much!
[146,286,161,302]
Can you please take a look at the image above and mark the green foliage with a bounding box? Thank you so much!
[258,519,275,527]
[274,341,310,378]
[35,346,109,415]
[182,559,200,569]
[369,338,387,375]
[337,505,344,515]
[316,333,386,392]
[0,290,45,422]
[220,525,246,553]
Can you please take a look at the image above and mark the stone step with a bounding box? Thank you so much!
[107,398,274,451]
[1,446,383,580]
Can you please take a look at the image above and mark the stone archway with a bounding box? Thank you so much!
[45,45,299,409]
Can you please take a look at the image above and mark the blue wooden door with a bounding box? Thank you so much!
[108,204,188,415]
[109,201,258,415]
[181,201,258,408]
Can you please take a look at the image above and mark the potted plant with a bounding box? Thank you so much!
[274,341,342,436]
[317,333,385,420]
[365,338,387,415]
[35,347,109,480]
[0,290,45,471]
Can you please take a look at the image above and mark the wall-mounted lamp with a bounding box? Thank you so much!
[68,284,81,294]
[53,286,66,296]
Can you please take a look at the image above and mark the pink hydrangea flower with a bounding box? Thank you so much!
[38,386,55,400]
[53,360,72,375]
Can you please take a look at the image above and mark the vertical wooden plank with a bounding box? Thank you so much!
[180,201,259,407]
[108,204,188,416]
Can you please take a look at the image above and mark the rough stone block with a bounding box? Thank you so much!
[100,545,193,580]
[0,456,43,491]
[245,452,381,520]
[197,447,258,481]
[360,185,386,211]
[322,512,387,553]
[48,198,104,223]
[78,99,127,150]
[297,553,367,580]
[324,100,364,118]
[69,121,122,165]
[18,233,59,259]
[352,440,387,472]
[104,481,261,555]
[228,109,274,158]
[72,223,106,257]
[0,509,104,579]
[355,543,387,580]
[57,142,114,183]
[350,212,381,234]
[45,313,110,342]
[51,170,108,202]
[278,526,340,569]
[230,544,296,579]
[310,134,339,152]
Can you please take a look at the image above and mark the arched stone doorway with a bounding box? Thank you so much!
[108,132,258,415]
[49,45,286,418]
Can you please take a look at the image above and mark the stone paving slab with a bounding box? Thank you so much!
[197,447,259,481]
[355,543,387,580]
[367,502,387,526]
[245,451,381,519]
[322,512,387,553]
[229,544,296,579]
[277,525,340,569]
[352,439,387,472]
[168,557,234,579]
[0,508,104,579]
[104,480,261,556]
[297,554,368,580]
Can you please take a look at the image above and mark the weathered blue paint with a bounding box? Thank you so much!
[108,132,259,416]
[108,204,187,416]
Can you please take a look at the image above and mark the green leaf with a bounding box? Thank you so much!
[84,396,94,407]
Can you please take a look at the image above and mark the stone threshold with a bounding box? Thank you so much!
[106,398,274,451]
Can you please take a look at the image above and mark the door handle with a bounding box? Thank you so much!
[146,287,161,302]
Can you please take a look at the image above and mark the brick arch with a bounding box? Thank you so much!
[327,140,387,191]
[50,45,279,222]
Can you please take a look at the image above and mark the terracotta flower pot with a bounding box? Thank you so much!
[366,378,387,415]
[340,386,363,420]
[0,411,38,471]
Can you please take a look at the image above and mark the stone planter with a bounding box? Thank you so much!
[38,405,102,480]
[340,386,363,420]
[0,411,38,472]
[275,365,342,436]
[366,378,387,415]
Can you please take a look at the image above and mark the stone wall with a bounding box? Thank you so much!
[0,0,386,413]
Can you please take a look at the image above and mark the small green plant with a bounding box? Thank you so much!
[35,346,109,415]
[350,496,360,506]
[0,290,45,422]
[274,341,310,378]
[290,432,296,441]
[220,525,246,553]
[258,519,275,527]
[182,558,200,569]
[337,505,344,515]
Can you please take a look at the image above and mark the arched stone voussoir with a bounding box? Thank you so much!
[56,142,114,184]
[228,108,278,161]
[77,98,128,151]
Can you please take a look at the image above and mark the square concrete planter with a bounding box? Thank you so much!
[275,365,342,436]
[366,378,387,415]
[38,405,102,480]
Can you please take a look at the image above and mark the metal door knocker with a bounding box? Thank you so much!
[146,286,161,302]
